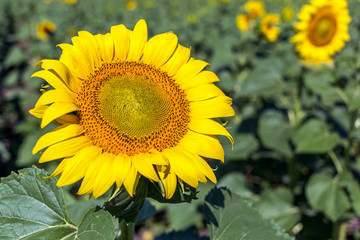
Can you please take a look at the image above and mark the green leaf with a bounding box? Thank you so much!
[304,71,345,105]
[258,110,292,157]
[306,173,351,222]
[217,71,235,92]
[329,107,350,131]
[75,207,116,240]
[255,188,300,232]
[344,82,360,112]
[292,119,339,153]
[204,187,293,240]
[211,36,238,70]
[167,203,202,231]
[0,167,77,240]
[16,133,42,167]
[67,199,105,225]
[3,46,28,67]
[239,59,283,96]
[339,171,360,216]
[225,133,259,160]
[3,70,19,87]
[217,172,253,198]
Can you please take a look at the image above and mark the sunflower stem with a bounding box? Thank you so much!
[332,220,347,240]
[119,220,134,240]
[328,151,343,174]
[344,111,358,171]
[288,156,298,192]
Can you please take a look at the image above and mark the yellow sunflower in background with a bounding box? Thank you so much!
[59,0,77,4]
[30,19,234,199]
[291,0,351,63]
[244,1,265,19]
[126,0,137,11]
[260,14,280,42]
[36,20,56,41]
[236,14,251,31]
[282,6,294,22]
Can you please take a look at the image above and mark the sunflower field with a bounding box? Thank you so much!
[1,0,360,239]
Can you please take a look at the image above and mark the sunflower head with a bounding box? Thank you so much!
[187,13,198,24]
[126,0,137,11]
[36,20,56,41]
[291,0,351,63]
[30,20,234,199]
[236,14,251,31]
[282,6,294,22]
[260,14,280,42]
[244,1,265,19]
[60,0,78,4]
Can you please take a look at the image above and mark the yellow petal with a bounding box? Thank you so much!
[35,89,74,108]
[77,154,104,195]
[161,44,190,77]
[56,114,79,125]
[32,70,73,94]
[179,130,225,162]
[148,149,169,165]
[58,43,91,79]
[180,71,220,90]
[39,136,90,163]
[190,96,234,118]
[57,146,102,186]
[127,19,147,61]
[47,158,70,178]
[157,165,177,199]
[123,164,140,197]
[174,60,209,86]
[29,105,49,118]
[33,124,84,154]
[111,24,130,61]
[175,145,207,183]
[95,33,115,62]
[92,152,117,198]
[133,153,159,182]
[71,36,96,72]
[142,32,178,67]
[162,147,199,188]
[35,59,80,92]
[188,118,234,145]
[185,84,225,102]
[113,154,132,188]
[180,146,217,184]
[41,102,79,128]
[78,31,102,68]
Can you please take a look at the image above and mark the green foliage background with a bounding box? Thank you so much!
[1,0,360,239]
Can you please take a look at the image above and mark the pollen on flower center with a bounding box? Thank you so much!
[77,61,190,156]
[308,7,337,46]
[98,74,171,137]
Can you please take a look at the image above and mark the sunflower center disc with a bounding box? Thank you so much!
[77,61,190,156]
[308,7,337,46]
[98,75,170,137]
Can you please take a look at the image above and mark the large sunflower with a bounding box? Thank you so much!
[30,20,234,199]
[291,0,351,63]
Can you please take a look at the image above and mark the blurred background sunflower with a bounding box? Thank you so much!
[291,0,351,64]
